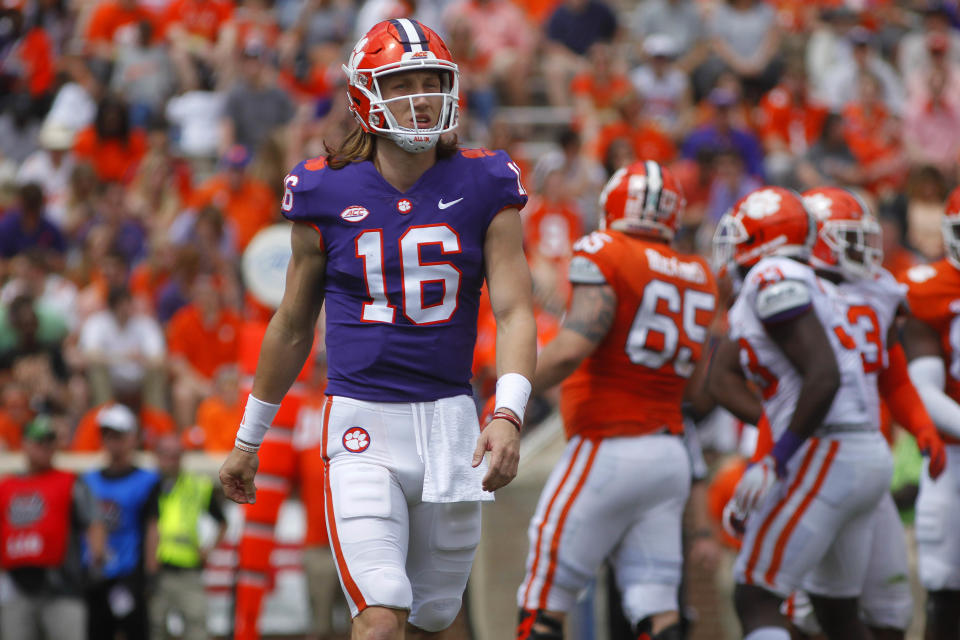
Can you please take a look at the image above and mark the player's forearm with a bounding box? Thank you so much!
[495,305,537,384]
[251,306,318,404]
[531,329,590,396]
[785,368,839,439]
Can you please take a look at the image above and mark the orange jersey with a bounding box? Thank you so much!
[560,231,718,439]
[904,259,960,408]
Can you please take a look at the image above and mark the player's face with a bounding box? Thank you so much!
[380,70,444,130]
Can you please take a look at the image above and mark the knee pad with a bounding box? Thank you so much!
[517,608,563,640]
[355,566,412,612]
[408,597,460,633]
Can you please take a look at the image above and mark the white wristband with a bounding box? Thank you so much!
[495,373,532,420]
[236,395,281,447]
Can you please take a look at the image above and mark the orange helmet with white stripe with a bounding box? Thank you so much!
[598,160,685,240]
[343,19,459,153]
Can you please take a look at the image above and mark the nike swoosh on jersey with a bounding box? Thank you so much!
[438,197,464,210]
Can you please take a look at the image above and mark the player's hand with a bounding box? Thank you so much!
[733,455,779,515]
[917,427,947,480]
[721,499,747,539]
[219,448,259,504]
[473,417,520,492]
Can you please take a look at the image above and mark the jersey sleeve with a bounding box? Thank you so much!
[568,232,619,286]
[743,257,815,325]
[280,158,329,243]
[480,150,529,226]
[903,264,941,324]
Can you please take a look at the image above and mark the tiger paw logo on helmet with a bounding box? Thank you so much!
[343,427,370,453]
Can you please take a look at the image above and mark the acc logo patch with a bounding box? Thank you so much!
[341,205,370,222]
[396,199,413,214]
[342,427,370,453]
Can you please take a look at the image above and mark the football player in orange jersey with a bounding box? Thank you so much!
[902,186,960,640]
[515,160,718,640]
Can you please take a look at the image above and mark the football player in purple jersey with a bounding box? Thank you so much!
[219,18,537,640]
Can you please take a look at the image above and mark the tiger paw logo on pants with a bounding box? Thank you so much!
[342,427,370,453]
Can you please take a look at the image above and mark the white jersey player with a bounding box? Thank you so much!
[710,186,893,640]
[789,187,946,639]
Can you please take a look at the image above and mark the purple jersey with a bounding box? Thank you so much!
[282,148,528,402]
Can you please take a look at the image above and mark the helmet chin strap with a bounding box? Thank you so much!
[387,129,441,153]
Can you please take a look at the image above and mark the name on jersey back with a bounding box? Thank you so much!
[645,248,707,284]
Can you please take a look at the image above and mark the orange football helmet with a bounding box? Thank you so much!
[944,186,960,269]
[343,19,459,153]
[598,160,685,239]
[712,186,816,271]
[803,187,881,280]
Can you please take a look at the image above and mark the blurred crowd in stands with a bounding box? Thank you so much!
[0,0,958,450]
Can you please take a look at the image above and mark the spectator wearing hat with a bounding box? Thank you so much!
[627,0,705,72]
[821,25,905,115]
[630,34,694,139]
[82,404,161,640]
[148,434,226,640]
[681,87,764,179]
[187,145,276,250]
[0,183,66,260]
[0,415,107,640]
[16,122,76,228]
[221,43,294,156]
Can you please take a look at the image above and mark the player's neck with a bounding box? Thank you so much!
[374,141,437,193]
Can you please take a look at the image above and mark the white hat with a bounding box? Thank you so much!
[97,404,138,434]
[38,122,75,151]
[644,34,679,59]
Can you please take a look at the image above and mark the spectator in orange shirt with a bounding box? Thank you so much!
[84,0,161,61]
[756,59,828,186]
[187,145,275,251]
[595,92,677,166]
[571,42,633,138]
[841,72,907,197]
[166,273,241,428]
[163,0,233,73]
[72,95,148,184]
[185,364,242,452]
